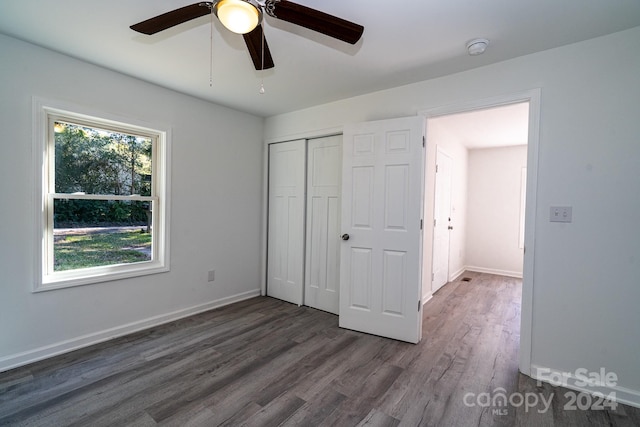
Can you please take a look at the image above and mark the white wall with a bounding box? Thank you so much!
[466,145,527,277]
[422,120,468,300]
[265,27,640,404]
[0,34,264,371]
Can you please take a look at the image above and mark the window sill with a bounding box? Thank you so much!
[34,261,169,292]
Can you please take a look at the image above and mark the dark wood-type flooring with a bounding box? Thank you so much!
[2,272,639,426]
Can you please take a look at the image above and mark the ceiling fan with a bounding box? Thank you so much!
[130,0,364,71]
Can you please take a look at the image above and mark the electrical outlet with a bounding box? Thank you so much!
[207,270,215,282]
[550,206,572,223]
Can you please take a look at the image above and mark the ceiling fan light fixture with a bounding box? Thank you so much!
[214,0,262,34]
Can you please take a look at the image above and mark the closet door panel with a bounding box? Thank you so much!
[267,140,306,305]
[304,135,342,314]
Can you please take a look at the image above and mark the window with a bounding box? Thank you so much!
[33,99,170,291]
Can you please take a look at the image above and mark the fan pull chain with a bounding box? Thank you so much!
[259,26,265,94]
[209,6,214,87]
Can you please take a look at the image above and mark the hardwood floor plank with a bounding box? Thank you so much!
[0,308,272,412]
[240,390,305,427]
[255,334,359,407]
[280,388,347,426]
[405,324,483,426]
[215,402,263,427]
[329,338,406,398]
[144,338,298,421]
[321,363,404,426]
[145,330,355,426]
[7,307,300,425]
[440,276,521,427]
[1,274,639,426]
[156,332,348,426]
[356,409,400,427]
[5,346,223,426]
[80,409,158,427]
[0,368,33,393]
[513,373,555,427]
[292,334,396,402]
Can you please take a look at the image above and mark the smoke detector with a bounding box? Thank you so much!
[466,38,489,56]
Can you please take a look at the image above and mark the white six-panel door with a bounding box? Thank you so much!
[339,117,425,344]
[267,140,306,305]
[304,136,342,314]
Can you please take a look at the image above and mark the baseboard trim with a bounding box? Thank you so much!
[422,292,433,306]
[0,289,261,373]
[449,267,466,282]
[465,266,523,279]
[531,364,640,409]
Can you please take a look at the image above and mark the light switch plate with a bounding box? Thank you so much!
[550,206,572,223]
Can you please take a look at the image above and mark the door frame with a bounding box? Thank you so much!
[419,88,541,376]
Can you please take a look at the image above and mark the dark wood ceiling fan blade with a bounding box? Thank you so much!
[243,25,275,70]
[130,3,212,35]
[271,1,364,44]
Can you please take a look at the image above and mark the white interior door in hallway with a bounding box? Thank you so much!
[339,117,425,344]
[267,136,342,314]
[432,147,453,293]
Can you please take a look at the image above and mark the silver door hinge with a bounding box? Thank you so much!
[418,300,421,311]
[420,219,423,230]
[422,136,426,147]
[432,273,435,281]
[434,219,437,227]
[436,164,439,173]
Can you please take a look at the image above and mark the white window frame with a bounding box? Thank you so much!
[32,97,171,292]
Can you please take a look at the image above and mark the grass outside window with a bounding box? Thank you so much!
[54,228,152,271]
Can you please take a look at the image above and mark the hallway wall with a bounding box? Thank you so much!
[466,145,528,277]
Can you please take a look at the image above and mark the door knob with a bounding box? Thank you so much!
[341,233,350,241]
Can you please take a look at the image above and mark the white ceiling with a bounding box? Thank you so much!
[429,102,529,150]
[1,1,639,117]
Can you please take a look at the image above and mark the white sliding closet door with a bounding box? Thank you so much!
[267,140,306,305]
[304,136,342,314]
